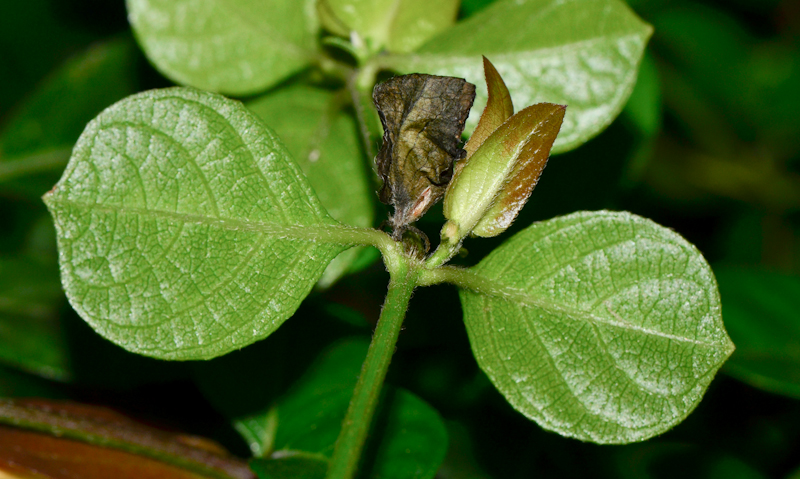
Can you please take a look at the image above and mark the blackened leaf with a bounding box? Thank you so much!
[373,74,475,236]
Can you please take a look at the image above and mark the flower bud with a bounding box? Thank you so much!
[442,58,565,241]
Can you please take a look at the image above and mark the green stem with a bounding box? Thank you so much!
[326,257,417,479]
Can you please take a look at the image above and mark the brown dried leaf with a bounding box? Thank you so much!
[0,399,253,479]
[373,74,475,238]
[0,426,211,479]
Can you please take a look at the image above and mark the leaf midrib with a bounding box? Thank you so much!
[464,273,725,351]
[44,197,347,244]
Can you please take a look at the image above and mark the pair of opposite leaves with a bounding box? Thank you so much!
[375,57,567,245]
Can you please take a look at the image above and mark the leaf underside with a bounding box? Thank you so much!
[44,87,345,360]
[383,0,653,153]
[460,211,733,443]
[246,84,374,287]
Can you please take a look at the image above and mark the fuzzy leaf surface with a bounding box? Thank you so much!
[444,102,564,239]
[380,0,652,153]
[246,85,374,287]
[459,211,733,443]
[44,88,347,360]
[127,0,317,95]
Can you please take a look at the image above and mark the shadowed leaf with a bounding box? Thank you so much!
[715,266,800,398]
[246,85,374,287]
[230,340,448,479]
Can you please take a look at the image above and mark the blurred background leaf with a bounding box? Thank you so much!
[715,266,800,398]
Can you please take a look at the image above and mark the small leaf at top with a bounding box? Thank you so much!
[459,211,734,444]
[44,87,349,360]
[379,0,652,153]
[461,56,514,163]
[374,74,475,239]
[319,0,460,53]
[126,0,318,95]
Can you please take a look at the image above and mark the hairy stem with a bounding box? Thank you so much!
[326,257,417,479]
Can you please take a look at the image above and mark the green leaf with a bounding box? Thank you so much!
[319,0,460,53]
[0,257,71,381]
[127,0,318,95]
[714,266,800,398]
[246,85,375,287]
[43,87,349,360]
[236,339,448,479]
[0,37,138,192]
[458,211,733,443]
[251,454,328,479]
[379,0,652,153]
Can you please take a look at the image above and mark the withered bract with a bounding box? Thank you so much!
[373,74,476,241]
